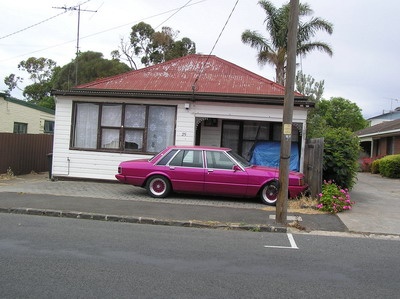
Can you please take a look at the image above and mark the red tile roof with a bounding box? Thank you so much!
[76,54,297,96]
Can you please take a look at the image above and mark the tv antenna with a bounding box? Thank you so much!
[53,0,98,85]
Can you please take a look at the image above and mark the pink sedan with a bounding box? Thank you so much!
[116,146,308,206]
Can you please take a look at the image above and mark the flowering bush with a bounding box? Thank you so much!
[360,157,373,172]
[316,180,354,213]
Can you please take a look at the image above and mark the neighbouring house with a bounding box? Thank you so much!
[51,54,314,181]
[368,107,400,126]
[356,118,400,157]
[0,93,55,134]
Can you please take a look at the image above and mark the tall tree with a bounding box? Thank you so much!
[52,51,130,90]
[241,1,333,85]
[115,22,196,68]
[295,70,324,102]
[307,97,368,138]
[4,57,57,109]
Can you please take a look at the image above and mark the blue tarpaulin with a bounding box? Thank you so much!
[249,141,300,171]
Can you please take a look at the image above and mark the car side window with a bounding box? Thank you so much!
[206,151,235,170]
[157,149,179,165]
[169,150,203,168]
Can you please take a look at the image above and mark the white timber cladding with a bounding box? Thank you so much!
[199,122,221,146]
[52,96,308,180]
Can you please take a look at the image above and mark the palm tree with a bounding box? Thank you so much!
[241,1,333,86]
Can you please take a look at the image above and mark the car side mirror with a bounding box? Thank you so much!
[233,165,241,172]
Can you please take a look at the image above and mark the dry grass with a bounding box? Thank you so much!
[259,195,322,214]
[288,196,321,214]
[0,168,15,180]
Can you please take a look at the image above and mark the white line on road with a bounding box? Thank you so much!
[264,233,299,249]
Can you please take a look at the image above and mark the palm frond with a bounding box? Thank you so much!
[241,30,271,52]
[297,42,333,57]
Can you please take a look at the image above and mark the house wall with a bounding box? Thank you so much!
[394,136,400,154]
[377,138,387,156]
[52,96,309,180]
[198,120,222,146]
[53,96,195,180]
[0,97,55,134]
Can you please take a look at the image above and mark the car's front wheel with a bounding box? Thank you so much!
[146,175,171,198]
[260,181,279,206]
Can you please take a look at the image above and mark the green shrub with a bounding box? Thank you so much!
[323,128,360,189]
[378,154,400,178]
[371,159,381,174]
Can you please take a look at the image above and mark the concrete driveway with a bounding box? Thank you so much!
[338,172,400,236]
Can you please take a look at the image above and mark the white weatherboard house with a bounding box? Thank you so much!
[52,54,314,180]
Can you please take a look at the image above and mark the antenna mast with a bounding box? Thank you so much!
[53,1,97,85]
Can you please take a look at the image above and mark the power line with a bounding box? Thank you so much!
[0,11,68,40]
[192,0,240,89]
[1,0,206,64]
[154,0,194,30]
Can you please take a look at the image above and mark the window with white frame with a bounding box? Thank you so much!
[72,102,176,153]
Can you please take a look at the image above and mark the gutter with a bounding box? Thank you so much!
[52,89,314,108]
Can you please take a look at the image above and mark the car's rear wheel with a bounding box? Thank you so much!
[260,181,279,206]
[146,175,171,198]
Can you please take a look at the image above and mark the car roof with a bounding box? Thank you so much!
[166,145,231,151]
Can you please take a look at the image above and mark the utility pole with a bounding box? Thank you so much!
[276,0,299,224]
[53,1,97,85]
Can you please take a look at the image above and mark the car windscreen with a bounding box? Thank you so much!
[226,150,252,167]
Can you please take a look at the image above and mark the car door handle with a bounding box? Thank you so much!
[207,169,214,173]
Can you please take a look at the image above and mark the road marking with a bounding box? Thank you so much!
[264,233,299,249]
[269,215,303,221]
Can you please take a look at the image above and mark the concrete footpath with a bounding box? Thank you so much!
[0,172,399,236]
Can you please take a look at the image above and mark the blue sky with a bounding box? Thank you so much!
[1,0,399,118]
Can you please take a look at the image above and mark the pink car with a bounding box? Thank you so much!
[116,146,308,206]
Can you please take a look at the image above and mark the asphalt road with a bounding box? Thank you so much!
[1,213,399,299]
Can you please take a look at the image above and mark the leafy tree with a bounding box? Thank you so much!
[4,74,23,94]
[129,22,156,67]
[4,57,57,109]
[310,97,368,134]
[241,0,333,85]
[53,51,130,90]
[295,70,324,102]
[115,22,196,68]
[5,53,130,110]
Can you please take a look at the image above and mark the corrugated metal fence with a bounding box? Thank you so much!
[0,133,54,175]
